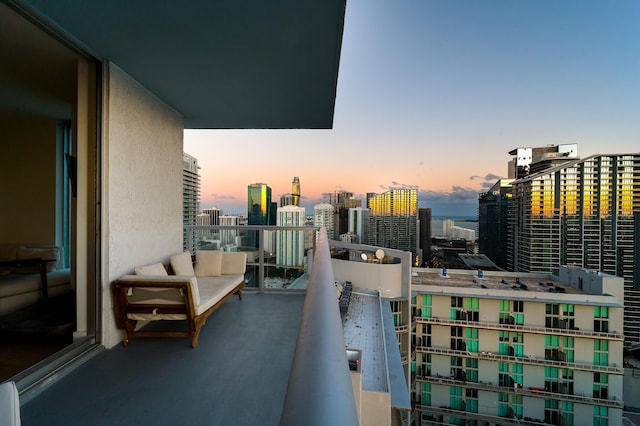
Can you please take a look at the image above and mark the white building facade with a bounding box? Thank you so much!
[276,205,306,267]
[348,207,369,244]
[313,202,335,240]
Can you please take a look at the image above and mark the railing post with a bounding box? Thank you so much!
[280,227,358,426]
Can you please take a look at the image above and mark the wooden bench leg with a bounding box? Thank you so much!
[123,320,137,347]
[237,289,243,300]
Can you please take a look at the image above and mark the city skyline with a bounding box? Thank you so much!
[185,0,640,216]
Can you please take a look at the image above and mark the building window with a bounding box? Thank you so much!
[546,303,560,328]
[450,356,464,381]
[418,294,432,318]
[414,353,431,377]
[594,306,609,332]
[449,386,464,410]
[545,399,560,424]
[545,366,560,392]
[465,388,478,414]
[593,406,608,426]
[499,331,523,356]
[545,335,571,361]
[561,401,574,426]
[593,372,609,399]
[451,326,465,351]
[416,323,431,348]
[465,297,479,321]
[545,303,575,329]
[562,304,575,329]
[391,301,402,326]
[561,368,574,394]
[513,300,524,324]
[562,336,575,362]
[451,296,464,321]
[420,382,431,406]
[498,299,524,322]
[498,392,521,418]
[498,362,522,388]
[465,328,479,353]
[465,358,478,383]
[594,340,609,366]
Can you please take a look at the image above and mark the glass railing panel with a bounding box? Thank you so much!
[184,225,318,292]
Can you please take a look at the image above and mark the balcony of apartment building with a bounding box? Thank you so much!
[5,227,411,425]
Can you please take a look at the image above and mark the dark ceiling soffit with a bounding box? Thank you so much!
[15,0,347,130]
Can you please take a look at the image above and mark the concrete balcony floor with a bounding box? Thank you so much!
[22,292,305,426]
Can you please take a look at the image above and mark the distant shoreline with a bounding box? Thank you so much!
[432,216,478,222]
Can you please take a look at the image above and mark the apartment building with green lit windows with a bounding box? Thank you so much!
[410,266,624,425]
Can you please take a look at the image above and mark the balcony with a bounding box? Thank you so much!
[414,345,624,374]
[415,316,624,340]
[414,375,624,409]
[21,292,306,424]
[18,227,361,425]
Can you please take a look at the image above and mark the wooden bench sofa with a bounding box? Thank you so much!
[112,250,246,348]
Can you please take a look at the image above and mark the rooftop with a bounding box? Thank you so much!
[343,292,387,393]
[412,268,584,295]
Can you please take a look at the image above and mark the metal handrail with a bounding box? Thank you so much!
[280,227,358,426]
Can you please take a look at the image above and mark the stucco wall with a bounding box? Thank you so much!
[332,259,403,298]
[0,117,58,245]
[102,64,184,348]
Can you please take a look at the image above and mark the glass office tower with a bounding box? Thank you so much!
[247,183,272,225]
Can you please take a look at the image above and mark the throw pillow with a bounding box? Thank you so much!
[194,250,223,277]
[134,262,168,276]
[170,251,195,276]
[220,252,247,275]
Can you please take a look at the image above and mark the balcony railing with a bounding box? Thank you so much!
[414,345,624,374]
[280,227,358,426]
[185,225,319,291]
[414,375,624,408]
[414,316,624,340]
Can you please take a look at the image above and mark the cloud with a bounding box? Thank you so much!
[470,173,502,181]
[217,194,236,200]
[418,186,481,216]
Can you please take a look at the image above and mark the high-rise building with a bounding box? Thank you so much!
[508,143,578,179]
[411,266,624,425]
[280,193,295,207]
[418,208,431,267]
[329,191,362,239]
[314,203,335,240]
[508,153,640,347]
[247,183,272,225]
[478,180,513,269]
[219,215,239,248]
[183,152,200,250]
[348,207,369,244]
[291,176,301,207]
[276,205,306,267]
[367,189,418,256]
[202,207,222,226]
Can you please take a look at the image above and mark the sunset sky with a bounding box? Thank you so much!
[185,0,640,217]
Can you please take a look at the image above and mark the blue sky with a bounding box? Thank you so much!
[185,0,640,216]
